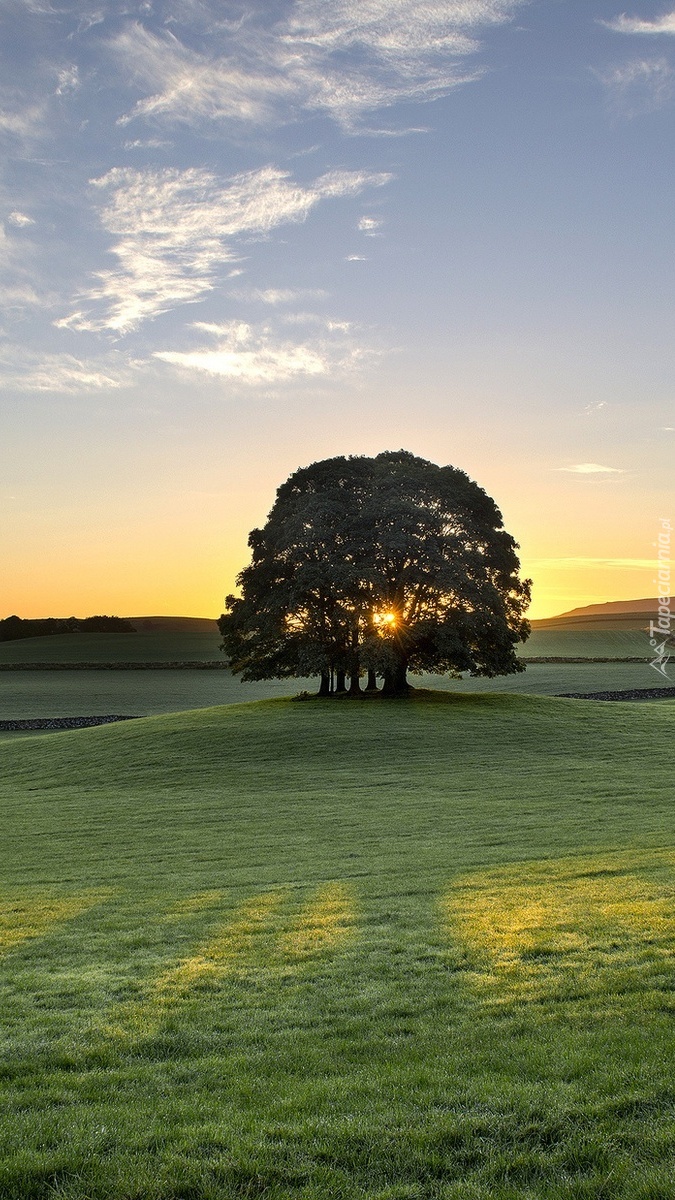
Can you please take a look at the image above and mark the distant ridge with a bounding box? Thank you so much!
[127,616,219,633]
[553,598,659,618]
[532,598,659,632]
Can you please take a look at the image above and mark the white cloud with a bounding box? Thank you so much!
[358,215,383,234]
[557,462,624,473]
[530,556,660,569]
[113,1,528,132]
[0,283,42,308]
[346,253,367,260]
[0,102,45,142]
[57,164,390,332]
[55,65,79,95]
[280,312,352,330]
[113,24,294,128]
[232,286,328,305]
[153,317,370,384]
[122,138,171,149]
[0,350,128,392]
[596,57,674,114]
[0,220,42,308]
[583,400,607,414]
[605,11,675,34]
[7,211,35,227]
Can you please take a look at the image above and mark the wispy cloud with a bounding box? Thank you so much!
[557,462,624,473]
[0,101,46,142]
[7,211,35,227]
[57,165,391,333]
[605,10,675,35]
[595,57,674,114]
[358,215,383,235]
[0,349,129,392]
[113,1,528,132]
[0,218,43,310]
[530,556,660,569]
[153,318,368,384]
[55,65,79,95]
[231,287,328,305]
[113,24,294,128]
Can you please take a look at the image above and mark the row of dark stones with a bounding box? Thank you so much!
[558,687,675,701]
[0,716,140,731]
[0,662,227,671]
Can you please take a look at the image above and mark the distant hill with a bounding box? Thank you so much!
[0,615,136,642]
[127,616,219,633]
[553,598,659,618]
[532,598,659,632]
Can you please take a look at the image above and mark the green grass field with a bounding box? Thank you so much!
[0,692,674,1198]
[0,631,223,664]
[0,661,663,724]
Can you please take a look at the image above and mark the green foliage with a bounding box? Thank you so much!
[0,695,673,1196]
[219,452,531,694]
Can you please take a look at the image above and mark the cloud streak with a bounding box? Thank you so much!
[596,57,674,114]
[57,165,391,332]
[0,350,128,393]
[605,10,675,35]
[153,316,371,384]
[557,463,624,473]
[530,556,661,570]
[113,1,528,132]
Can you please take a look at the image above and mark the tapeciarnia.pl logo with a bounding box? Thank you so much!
[649,517,672,680]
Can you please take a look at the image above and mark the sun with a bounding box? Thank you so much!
[375,611,397,628]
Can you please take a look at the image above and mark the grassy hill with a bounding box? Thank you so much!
[0,629,222,664]
[531,598,658,634]
[0,693,674,1198]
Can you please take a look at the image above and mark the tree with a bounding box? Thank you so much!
[218,451,531,696]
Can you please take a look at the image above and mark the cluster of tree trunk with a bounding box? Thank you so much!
[317,664,404,698]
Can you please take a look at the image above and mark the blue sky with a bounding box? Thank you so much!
[1,0,673,618]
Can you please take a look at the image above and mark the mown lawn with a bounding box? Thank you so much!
[0,692,673,1199]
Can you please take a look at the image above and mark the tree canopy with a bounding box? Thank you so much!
[218,451,531,696]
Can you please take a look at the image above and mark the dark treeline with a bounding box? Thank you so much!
[0,616,136,642]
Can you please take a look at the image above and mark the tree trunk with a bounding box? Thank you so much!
[381,660,409,697]
[335,670,347,694]
[366,669,377,691]
[318,672,330,696]
[349,671,361,695]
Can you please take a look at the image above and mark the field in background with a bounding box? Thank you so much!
[0,660,663,724]
[0,625,653,666]
[0,630,223,664]
[0,693,673,1198]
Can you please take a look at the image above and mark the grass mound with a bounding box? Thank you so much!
[0,693,674,1198]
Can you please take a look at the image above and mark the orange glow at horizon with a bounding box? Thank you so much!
[2,436,667,625]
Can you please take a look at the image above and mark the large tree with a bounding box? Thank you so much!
[219,451,531,696]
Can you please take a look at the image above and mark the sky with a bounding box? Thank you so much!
[1,0,673,621]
